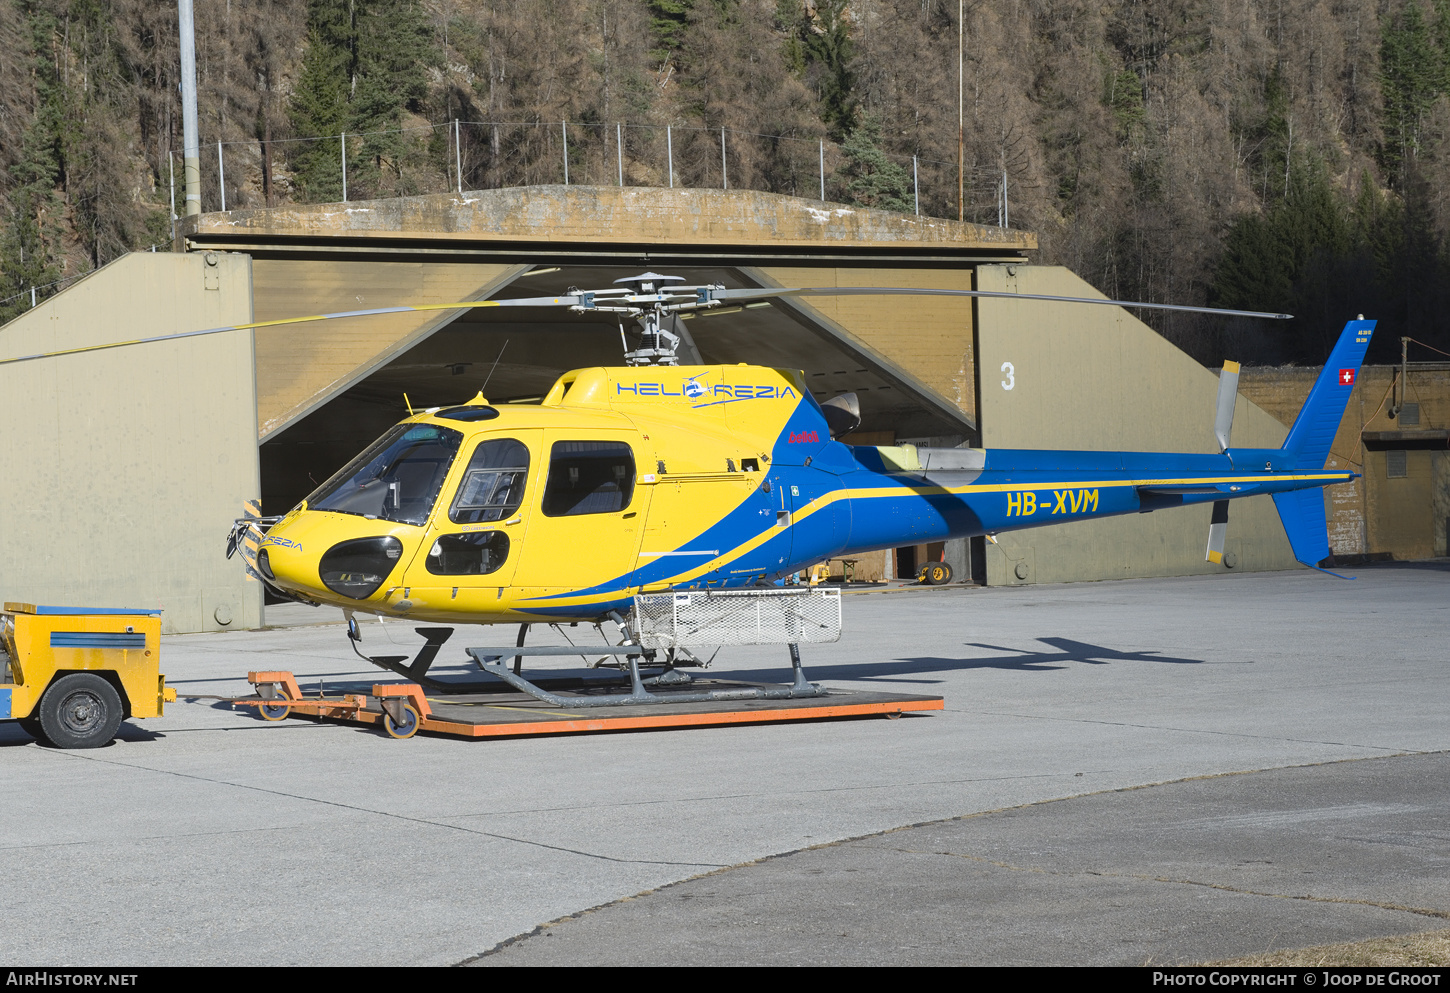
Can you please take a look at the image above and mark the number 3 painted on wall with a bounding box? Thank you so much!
[1001,362,1015,391]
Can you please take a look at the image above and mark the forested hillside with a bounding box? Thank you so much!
[3,0,1450,366]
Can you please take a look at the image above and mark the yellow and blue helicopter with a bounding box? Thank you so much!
[218,274,1366,653]
[0,269,1368,712]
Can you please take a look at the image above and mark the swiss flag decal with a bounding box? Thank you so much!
[1339,368,1356,385]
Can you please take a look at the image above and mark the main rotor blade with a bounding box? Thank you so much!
[0,297,579,367]
[708,286,1293,321]
[0,285,1288,368]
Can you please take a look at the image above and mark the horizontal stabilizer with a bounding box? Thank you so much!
[1271,488,1330,568]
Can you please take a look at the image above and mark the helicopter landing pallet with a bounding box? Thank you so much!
[237,671,942,739]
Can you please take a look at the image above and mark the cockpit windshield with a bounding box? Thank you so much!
[306,423,463,525]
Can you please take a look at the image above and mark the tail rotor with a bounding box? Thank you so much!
[1206,360,1240,565]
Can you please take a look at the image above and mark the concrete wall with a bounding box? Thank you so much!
[974,265,1301,585]
[0,252,261,634]
[750,265,977,431]
[189,186,1036,254]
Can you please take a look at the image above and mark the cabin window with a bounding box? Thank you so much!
[307,424,462,526]
[542,441,635,516]
[425,531,510,576]
[449,438,530,524]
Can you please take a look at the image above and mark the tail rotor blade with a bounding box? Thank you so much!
[1205,500,1230,564]
[1214,360,1240,452]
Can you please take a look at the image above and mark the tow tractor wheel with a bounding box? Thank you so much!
[925,562,953,586]
[382,703,420,740]
[36,673,123,749]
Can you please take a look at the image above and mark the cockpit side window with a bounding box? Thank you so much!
[449,438,531,524]
[541,441,635,517]
[307,424,463,526]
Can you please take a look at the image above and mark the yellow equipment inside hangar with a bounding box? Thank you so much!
[0,184,1376,634]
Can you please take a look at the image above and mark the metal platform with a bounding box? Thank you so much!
[235,670,943,740]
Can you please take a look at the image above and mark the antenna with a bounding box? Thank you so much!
[481,339,509,393]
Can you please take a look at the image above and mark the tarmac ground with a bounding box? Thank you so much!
[2,563,1447,966]
[476,753,1450,966]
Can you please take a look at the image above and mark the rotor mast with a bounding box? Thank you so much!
[576,273,708,366]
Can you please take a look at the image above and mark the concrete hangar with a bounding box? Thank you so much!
[0,185,1319,634]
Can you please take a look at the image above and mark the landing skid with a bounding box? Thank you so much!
[347,623,481,692]
[345,618,823,705]
[467,642,823,709]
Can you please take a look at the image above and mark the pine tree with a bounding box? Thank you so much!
[288,24,351,201]
[649,0,694,66]
[287,0,439,201]
[1380,3,1443,182]
[838,115,911,211]
[0,3,68,324]
[796,0,855,139]
[349,0,437,196]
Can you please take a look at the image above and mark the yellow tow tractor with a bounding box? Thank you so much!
[0,603,175,748]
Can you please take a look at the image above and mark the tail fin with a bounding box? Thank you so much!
[1281,318,1376,469]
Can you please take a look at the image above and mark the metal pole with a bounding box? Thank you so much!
[178,0,201,216]
[819,140,825,201]
[217,141,226,211]
[913,155,919,216]
[1002,165,1008,228]
[958,0,964,222]
[721,126,727,190]
[341,133,347,202]
[454,119,462,194]
[667,125,673,188]
[617,123,623,186]
[562,121,569,185]
[168,151,176,243]
[31,287,37,308]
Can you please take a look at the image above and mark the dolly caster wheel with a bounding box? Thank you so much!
[382,704,420,739]
[258,701,291,721]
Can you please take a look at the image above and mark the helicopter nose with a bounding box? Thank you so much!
[253,512,410,604]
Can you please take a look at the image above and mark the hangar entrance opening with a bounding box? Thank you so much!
[258,263,980,520]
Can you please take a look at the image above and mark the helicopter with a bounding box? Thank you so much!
[213,273,1369,674]
[0,266,1364,690]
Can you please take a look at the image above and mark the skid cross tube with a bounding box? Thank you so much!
[466,644,825,708]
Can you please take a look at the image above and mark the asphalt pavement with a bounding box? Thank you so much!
[475,752,1450,966]
[2,563,1447,965]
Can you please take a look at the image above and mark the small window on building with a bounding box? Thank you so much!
[1400,403,1420,426]
[1386,450,1408,478]
[542,441,635,516]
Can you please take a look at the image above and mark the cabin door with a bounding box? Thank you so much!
[400,431,540,602]
[509,432,649,595]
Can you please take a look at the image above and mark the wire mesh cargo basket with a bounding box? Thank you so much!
[632,588,842,648]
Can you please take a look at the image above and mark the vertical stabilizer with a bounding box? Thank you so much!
[1281,319,1376,469]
